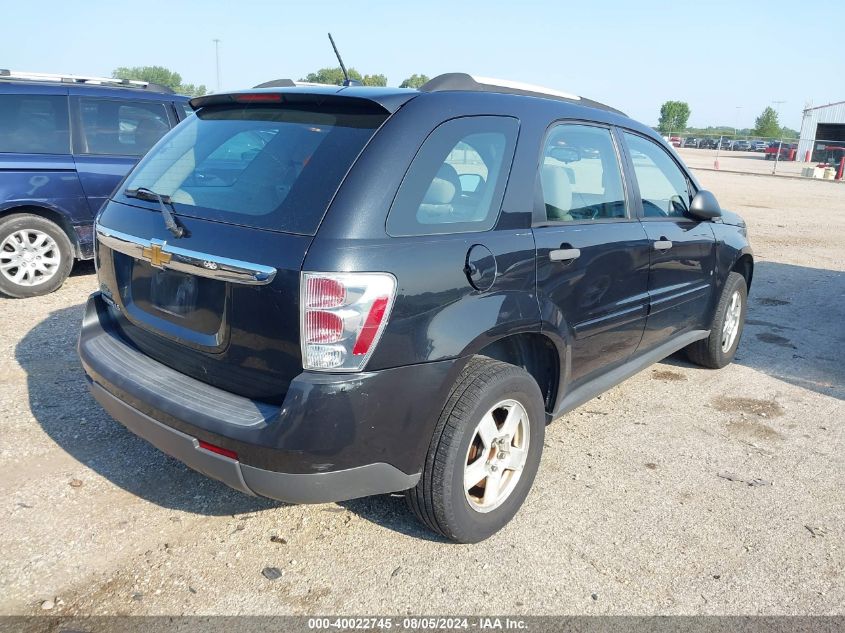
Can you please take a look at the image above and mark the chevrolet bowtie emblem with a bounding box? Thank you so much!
[141,243,172,268]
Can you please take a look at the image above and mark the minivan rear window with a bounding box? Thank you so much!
[121,103,387,235]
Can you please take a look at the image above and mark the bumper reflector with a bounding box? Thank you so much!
[198,440,238,461]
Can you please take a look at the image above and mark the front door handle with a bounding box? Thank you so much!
[550,248,581,262]
[653,239,673,251]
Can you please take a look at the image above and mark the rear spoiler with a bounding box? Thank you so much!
[189,87,417,114]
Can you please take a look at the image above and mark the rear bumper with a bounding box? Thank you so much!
[88,381,417,503]
[79,293,460,503]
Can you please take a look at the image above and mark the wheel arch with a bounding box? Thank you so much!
[0,203,81,258]
[474,332,561,415]
[731,253,754,291]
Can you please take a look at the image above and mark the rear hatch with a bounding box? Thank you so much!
[94,92,391,403]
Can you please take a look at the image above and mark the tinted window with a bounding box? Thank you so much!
[539,124,626,222]
[623,132,692,218]
[387,116,518,236]
[123,104,387,235]
[77,98,170,156]
[0,94,70,154]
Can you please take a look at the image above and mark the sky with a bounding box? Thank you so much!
[4,0,844,131]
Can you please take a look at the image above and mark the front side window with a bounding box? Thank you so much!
[122,104,387,235]
[0,94,70,154]
[623,132,692,218]
[77,98,170,156]
[538,124,626,222]
[386,116,518,236]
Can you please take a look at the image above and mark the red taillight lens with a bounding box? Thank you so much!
[198,440,238,460]
[306,276,346,308]
[301,273,396,372]
[305,310,344,344]
[233,93,282,103]
[353,296,389,355]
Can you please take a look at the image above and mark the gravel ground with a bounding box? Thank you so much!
[0,170,842,617]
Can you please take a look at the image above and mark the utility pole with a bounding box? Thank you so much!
[771,100,786,133]
[735,106,743,137]
[771,100,786,175]
[213,38,222,92]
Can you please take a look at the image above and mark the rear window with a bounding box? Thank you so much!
[0,94,70,154]
[122,103,387,235]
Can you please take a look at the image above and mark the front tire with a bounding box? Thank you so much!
[406,357,545,543]
[686,271,748,369]
[0,213,74,298]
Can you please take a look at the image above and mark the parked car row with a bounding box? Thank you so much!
[674,137,796,154]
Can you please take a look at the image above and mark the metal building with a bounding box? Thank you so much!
[798,100,845,162]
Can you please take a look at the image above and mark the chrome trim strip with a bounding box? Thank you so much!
[95,225,277,286]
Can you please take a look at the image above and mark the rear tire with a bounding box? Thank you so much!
[0,213,74,298]
[686,271,747,369]
[406,357,545,543]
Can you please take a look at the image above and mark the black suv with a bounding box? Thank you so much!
[79,74,753,543]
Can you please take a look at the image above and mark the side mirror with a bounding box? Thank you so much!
[689,190,722,220]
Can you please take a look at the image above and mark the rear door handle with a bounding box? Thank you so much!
[549,248,581,262]
[653,239,673,251]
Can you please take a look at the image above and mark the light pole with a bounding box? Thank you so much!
[213,39,222,92]
[735,106,743,138]
[771,100,786,174]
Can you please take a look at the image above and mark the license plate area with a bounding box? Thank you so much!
[112,252,226,341]
[150,268,198,317]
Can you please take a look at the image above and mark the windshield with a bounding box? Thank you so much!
[121,103,387,234]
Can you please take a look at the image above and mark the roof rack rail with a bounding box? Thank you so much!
[419,73,625,116]
[0,69,174,94]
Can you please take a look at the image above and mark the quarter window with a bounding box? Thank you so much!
[386,116,518,236]
[623,132,692,218]
[538,124,627,222]
[0,94,70,154]
[77,98,170,156]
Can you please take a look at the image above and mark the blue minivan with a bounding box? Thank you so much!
[0,70,190,297]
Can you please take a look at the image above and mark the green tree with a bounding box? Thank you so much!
[112,66,207,96]
[399,74,430,89]
[300,67,387,87]
[657,101,691,135]
[753,106,781,138]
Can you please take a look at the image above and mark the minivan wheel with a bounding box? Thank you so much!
[685,271,748,369]
[0,213,74,298]
[406,357,545,543]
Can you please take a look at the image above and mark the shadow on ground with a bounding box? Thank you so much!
[665,260,844,400]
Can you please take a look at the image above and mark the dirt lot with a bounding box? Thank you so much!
[0,170,842,617]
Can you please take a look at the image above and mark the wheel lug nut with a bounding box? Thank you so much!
[490,464,498,472]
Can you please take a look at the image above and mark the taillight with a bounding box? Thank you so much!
[301,272,397,372]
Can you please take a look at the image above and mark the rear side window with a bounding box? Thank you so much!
[123,103,387,235]
[0,94,70,154]
[77,98,170,156]
[387,116,518,236]
[539,124,627,222]
[623,132,692,218]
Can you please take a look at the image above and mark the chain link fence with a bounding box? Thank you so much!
[664,132,845,180]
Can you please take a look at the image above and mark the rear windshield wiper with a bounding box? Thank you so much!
[124,187,186,239]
